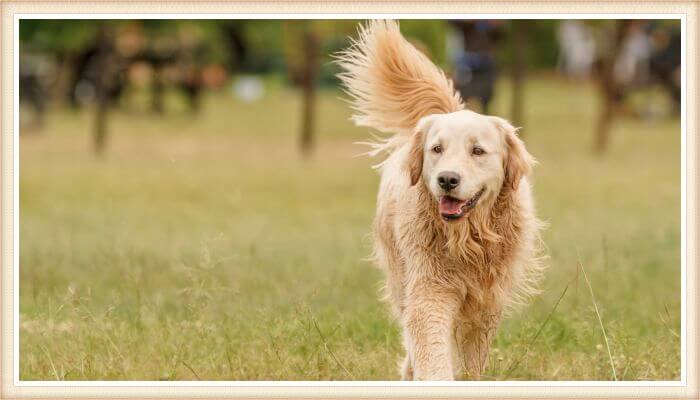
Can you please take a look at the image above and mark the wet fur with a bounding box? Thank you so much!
[337,20,544,380]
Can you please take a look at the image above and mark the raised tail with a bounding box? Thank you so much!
[336,20,463,154]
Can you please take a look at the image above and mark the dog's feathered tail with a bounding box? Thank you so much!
[335,20,463,156]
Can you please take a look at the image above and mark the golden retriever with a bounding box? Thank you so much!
[337,20,544,381]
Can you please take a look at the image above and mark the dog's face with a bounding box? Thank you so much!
[407,110,534,222]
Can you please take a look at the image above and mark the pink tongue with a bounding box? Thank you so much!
[439,196,466,215]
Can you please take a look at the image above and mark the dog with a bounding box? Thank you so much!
[337,20,544,381]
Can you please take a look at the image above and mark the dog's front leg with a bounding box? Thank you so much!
[403,282,461,381]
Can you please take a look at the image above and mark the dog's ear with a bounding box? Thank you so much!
[407,128,425,186]
[490,117,535,191]
[407,115,437,186]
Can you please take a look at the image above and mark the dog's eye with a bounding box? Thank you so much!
[432,145,443,154]
[472,146,486,156]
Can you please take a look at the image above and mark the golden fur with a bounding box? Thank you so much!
[336,20,463,156]
[337,20,545,381]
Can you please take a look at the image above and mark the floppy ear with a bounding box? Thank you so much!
[407,128,425,186]
[407,115,437,186]
[491,117,535,191]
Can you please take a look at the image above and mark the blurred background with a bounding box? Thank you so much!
[19,19,682,381]
[19,19,681,153]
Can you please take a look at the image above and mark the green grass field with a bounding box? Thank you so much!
[19,77,681,381]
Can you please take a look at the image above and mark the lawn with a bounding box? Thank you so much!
[19,76,681,381]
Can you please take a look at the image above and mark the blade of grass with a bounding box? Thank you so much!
[311,315,355,380]
[39,345,61,381]
[579,259,617,381]
[660,304,680,339]
[180,358,201,380]
[503,282,570,379]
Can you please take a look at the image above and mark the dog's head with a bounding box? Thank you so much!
[407,110,534,222]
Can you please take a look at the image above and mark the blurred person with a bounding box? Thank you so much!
[607,21,680,119]
[613,20,652,89]
[649,22,681,109]
[19,52,52,132]
[448,20,504,113]
[556,20,596,80]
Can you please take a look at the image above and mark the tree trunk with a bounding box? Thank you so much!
[52,53,75,107]
[93,24,115,156]
[594,94,615,154]
[94,91,109,154]
[151,63,165,114]
[593,21,625,155]
[299,30,319,157]
[510,21,528,129]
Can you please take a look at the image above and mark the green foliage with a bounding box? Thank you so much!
[20,20,101,53]
[236,21,286,73]
[524,20,560,69]
[495,20,560,70]
[16,19,594,80]
[399,20,449,66]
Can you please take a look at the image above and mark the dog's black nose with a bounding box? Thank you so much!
[437,171,460,191]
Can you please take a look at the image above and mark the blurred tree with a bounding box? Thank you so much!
[509,20,529,129]
[300,28,319,157]
[20,20,101,105]
[140,21,180,114]
[283,20,357,157]
[93,23,121,155]
[497,20,558,70]
[284,21,320,157]
[400,20,449,66]
[218,21,249,72]
[592,20,625,155]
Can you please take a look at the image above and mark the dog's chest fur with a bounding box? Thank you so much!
[392,183,525,308]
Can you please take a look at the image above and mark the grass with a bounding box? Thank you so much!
[19,76,681,380]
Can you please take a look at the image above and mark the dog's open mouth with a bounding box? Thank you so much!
[439,188,485,221]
